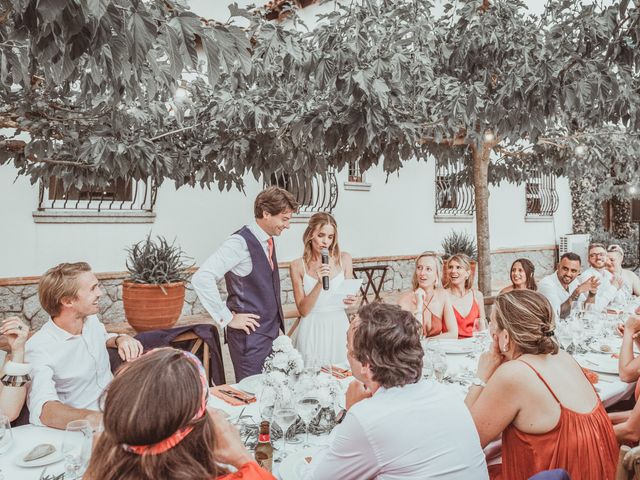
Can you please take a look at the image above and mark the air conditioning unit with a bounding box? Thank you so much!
[558,234,591,267]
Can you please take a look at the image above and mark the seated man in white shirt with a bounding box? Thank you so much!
[579,243,621,311]
[26,262,143,429]
[538,252,598,320]
[309,303,488,480]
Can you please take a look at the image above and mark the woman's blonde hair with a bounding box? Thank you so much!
[493,290,558,355]
[302,212,341,266]
[446,253,474,290]
[411,252,443,290]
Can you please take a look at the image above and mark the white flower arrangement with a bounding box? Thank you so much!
[262,336,304,377]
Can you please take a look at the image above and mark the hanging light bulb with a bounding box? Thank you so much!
[483,130,495,142]
[574,145,587,156]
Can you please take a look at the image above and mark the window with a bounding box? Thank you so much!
[344,161,372,191]
[348,162,364,183]
[268,169,338,215]
[33,177,157,223]
[525,174,558,218]
[434,162,474,220]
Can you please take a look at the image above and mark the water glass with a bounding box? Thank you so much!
[0,413,13,454]
[431,349,448,383]
[297,396,320,447]
[62,419,92,479]
[273,401,297,461]
[259,385,277,422]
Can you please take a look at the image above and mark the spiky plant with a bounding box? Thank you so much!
[441,231,478,261]
[125,235,193,285]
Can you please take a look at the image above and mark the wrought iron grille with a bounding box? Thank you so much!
[435,163,475,216]
[38,177,157,212]
[267,169,338,214]
[525,174,559,217]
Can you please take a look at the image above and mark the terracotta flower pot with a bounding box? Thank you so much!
[442,259,477,288]
[122,281,185,332]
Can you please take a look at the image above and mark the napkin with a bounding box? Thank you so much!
[581,367,599,385]
[210,385,256,406]
[321,365,352,379]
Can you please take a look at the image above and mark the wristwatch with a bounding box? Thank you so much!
[335,408,348,424]
[471,377,487,388]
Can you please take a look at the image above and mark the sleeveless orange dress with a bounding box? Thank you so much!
[450,294,479,338]
[216,462,276,480]
[489,361,618,480]
[422,296,443,337]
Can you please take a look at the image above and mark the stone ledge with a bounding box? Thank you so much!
[343,181,372,192]
[33,210,156,224]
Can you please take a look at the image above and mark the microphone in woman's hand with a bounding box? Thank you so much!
[321,248,330,290]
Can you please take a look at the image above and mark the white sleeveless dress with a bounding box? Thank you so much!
[292,268,349,366]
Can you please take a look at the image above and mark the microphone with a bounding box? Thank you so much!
[321,248,330,291]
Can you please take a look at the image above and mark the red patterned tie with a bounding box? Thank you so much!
[267,238,274,270]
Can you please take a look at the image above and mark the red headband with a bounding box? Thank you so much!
[121,350,209,456]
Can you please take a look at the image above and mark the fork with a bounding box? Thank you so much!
[38,467,48,480]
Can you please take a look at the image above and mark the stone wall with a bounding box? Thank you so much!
[0,247,556,328]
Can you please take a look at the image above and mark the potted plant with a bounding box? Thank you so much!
[441,230,478,288]
[122,235,193,332]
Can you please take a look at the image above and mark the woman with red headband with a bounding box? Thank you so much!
[85,348,274,480]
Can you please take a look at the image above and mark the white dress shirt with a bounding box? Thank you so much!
[192,221,273,328]
[25,315,115,426]
[537,272,585,319]
[309,380,488,480]
[578,267,619,310]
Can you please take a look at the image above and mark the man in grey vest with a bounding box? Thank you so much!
[192,187,299,381]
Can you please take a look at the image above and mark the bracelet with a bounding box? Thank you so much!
[1,373,31,387]
[3,360,31,376]
[471,377,487,388]
[114,334,126,346]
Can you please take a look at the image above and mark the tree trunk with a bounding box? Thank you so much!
[472,142,493,296]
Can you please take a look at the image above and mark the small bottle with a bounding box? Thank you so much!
[254,420,273,472]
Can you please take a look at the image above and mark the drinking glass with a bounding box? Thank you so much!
[273,401,297,461]
[62,419,92,479]
[0,413,13,455]
[297,396,320,447]
[259,385,277,422]
[431,348,448,383]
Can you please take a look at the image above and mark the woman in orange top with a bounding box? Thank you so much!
[445,253,486,338]
[398,252,458,338]
[465,291,618,480]
[85,348,274,480]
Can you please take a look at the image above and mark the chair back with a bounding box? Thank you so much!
[616,445,640,480]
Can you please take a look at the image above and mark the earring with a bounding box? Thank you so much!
[501,343,508,352]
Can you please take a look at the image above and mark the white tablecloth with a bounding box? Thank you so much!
[4,345,635,480]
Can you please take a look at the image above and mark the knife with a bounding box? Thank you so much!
[219,389,251,404]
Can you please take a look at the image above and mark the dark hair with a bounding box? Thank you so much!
[352,303,423,388]
[560,252,581,264]
[510,258,537,291]
[493,291,559,355]
[254,186,299,218]
[588,243,606,252]
[85,348,226,480]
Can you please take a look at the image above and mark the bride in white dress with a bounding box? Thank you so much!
[289,213,356,366]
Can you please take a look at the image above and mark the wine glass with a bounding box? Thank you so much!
[430,347,448,383]
[259,385,277,422]
[0,413,13,455]
[297,395,320,447]
[62,420,92,479]
[273,400,297,461]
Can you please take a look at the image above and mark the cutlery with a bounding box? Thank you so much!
[38,467,48,480]
[220,389,252,404]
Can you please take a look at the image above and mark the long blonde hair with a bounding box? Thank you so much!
[446,253,474,290]
[411,252,443,290]
[302,212,341,266]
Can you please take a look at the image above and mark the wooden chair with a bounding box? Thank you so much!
[616,445,640,480]
[353,265,390,305]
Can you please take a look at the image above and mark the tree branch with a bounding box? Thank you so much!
[149,123,203,141]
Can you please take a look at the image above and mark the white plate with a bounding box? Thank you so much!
[279,448,316,480]
[431,339,474,355]
[236,373,263,394]
[14,447,63,468]
[576,353,619,375]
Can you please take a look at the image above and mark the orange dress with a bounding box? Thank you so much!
[422,296,443,337]
[216,462,276,480]
[451,296,479,338]
[490,361,618,480]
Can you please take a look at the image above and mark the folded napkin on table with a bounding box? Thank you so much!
[321,365,352,379]
[210,385,256,406]
[581,367,599,385]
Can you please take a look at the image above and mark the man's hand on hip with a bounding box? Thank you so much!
[228,312,261,334]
